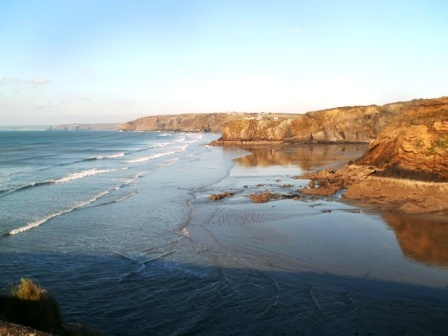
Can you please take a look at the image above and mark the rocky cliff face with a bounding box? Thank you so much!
[119,113,266,132]
[301,97,448,213]
[216,105,398,144]
[354,97,448,180]
[215,97,448,145]
[120,98,448,162]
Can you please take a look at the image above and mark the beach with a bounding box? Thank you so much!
[1,132,447,335]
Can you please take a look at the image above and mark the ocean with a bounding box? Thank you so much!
[1,131,447,335]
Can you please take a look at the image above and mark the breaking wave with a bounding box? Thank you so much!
[0,169,113,197]
[54,168,113,183]
[86,152,125,161]
[126,151,177,164]
[4,190,110,236]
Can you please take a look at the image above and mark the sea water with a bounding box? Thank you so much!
[1,131,447,335]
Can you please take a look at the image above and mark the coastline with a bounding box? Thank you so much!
[210,142,448,215]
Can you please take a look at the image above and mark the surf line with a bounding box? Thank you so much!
[1,168,114,198]
[3,190,110,237]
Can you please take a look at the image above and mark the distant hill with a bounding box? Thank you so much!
[50,123,120,131]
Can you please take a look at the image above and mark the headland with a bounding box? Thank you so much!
[122,96,448,214]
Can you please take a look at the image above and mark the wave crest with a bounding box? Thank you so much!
[5,190,110,236]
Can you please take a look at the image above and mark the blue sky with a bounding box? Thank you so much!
[1,0,447,125]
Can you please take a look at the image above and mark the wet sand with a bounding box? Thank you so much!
[186,144,448,334]
[191,144,448,280]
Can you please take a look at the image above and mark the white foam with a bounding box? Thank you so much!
[175,144,188,151]
[155,142,174,148]
[181,228,189,237]
[54,168,112,183]
[87,152,125,160]
[117,172,144,188]
[126,151,176,164]
[97,152,125,160]
[115,190,139,203]
[158,158,179,169]
[8,190,110,235]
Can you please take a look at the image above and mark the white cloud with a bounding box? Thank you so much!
[27,78,51,87]
[0,76,51,88]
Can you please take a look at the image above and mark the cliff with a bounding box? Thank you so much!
[119,113,293,132]
[301,97,448,213]
[214,97,448,145]
[119,97,448,147]
[354,97,448,180]
[215,105,385,144]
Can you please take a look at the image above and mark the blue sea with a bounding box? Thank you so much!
[1,131,447,335]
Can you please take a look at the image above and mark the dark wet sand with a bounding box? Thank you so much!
[187,144,448,334]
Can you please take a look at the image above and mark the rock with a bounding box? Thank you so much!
[354,97,448,181]
[296,97,448,214]
[213,97,448,146]
[209,192,234,201]
[0,321,54,336]
[214,104,394,144]
[248,192,279,203]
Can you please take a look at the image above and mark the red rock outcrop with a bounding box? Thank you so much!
[354,97,448,180]
[301,97,448,214]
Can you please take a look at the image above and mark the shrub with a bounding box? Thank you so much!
[0,278,103,335]
[5,278,63,332]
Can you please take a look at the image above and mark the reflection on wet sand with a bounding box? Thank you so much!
[229,143,448,270]
[233,144,368,171]
[384,213,448,267]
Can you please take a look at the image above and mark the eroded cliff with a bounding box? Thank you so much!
[120,97,448,154]
[214,97,448,145]
[354,97,448,180]
[301,97,448,213]
[215,104,399,144]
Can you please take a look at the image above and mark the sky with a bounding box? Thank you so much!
[1,0,448,125]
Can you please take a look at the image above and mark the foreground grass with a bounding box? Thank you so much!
[0,278,102,336]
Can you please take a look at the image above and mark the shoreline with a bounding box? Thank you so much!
[213,143,448,216]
